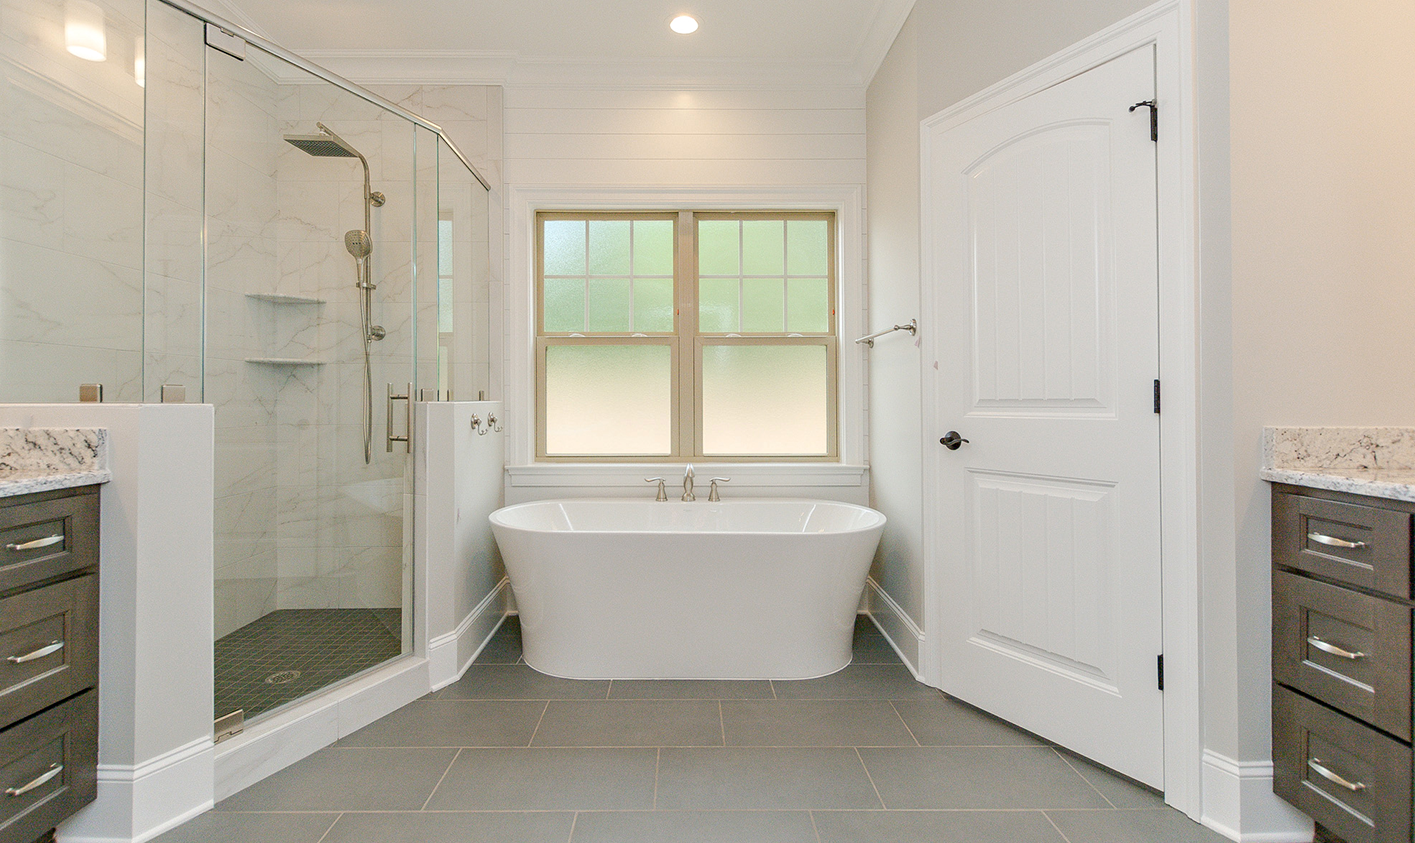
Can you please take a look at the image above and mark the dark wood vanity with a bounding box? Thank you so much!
[0,486,100,843]
[1272,483,1415,843]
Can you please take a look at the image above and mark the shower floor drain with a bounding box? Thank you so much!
[264,670,302,685]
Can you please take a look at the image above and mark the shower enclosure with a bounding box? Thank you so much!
[1,0,492,730]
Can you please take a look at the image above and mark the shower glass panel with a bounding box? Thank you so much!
[204,39,417,724]
[0,0,146,402]
[436,136,491,401]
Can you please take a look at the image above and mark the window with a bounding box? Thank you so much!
[536,211,837,461]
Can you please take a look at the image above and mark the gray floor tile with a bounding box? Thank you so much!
[150,812,337,843]
[474,618,523,665]
[813,810,1068,843]
[892,697,1049,746]
[1056,749,1167,809]
[655,748,883,810]
[1045,809,1232,842]
[609,679,775,699]
[217,747,457,811]
[424,747,656,810]
[337,700,547,747]
[438,664,610,700]
[772,664,939,700]
[323,811,574,843]
[531,700,723,747]
[857,747,1112,810]
[571,810,818,843]
[721,700,917,746]
[853,620,903,665]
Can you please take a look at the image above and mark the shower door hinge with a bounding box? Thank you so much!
[1153,379,1161,414]
[1157,655,1165,691]
[1130,99,1157,142]
[205,24,247,60]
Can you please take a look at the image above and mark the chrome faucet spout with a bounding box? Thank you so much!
[682,463,695,502]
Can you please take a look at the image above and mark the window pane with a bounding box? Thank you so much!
[587,278,632,332]
[588,220,631,275]
[633,220,674,275]
[699,220,739,275]
[699,278,739,333]
[701,344,828,455]
[633,277,674,333]
[742,220,784,275]
[786,219,828,276]
[546,344,672,455]
[544,220,586,276]
[741,278,785,333]
[438,219,453,276]
[787,277,830,333]
[543,278,585,332]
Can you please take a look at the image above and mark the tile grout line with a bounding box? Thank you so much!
[653,747,661,810]
[888,700,922,747]
[809,809,824,843]
[565,811,578,843]
[420,748,461,812]
[605,679,612,700]
[1052,747,1118,809]
[853,746,887,810]
[1043,809,1077,843]
[526,700,551,747]
[312,811,342,843]
[718,700,726,746]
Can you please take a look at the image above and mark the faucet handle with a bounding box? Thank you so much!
[708,477,730,502]
[645,477,668,502]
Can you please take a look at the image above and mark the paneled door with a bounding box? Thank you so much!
[925,45,1164,786]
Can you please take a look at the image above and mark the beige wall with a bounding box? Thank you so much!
[1229,0,1415,758]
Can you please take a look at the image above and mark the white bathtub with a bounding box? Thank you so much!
[488,499,886,680]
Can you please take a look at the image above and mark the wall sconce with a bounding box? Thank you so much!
[65,0,107,62]
[134,36,144,86]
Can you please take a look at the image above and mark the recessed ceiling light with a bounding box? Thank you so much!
[669,15,699,34]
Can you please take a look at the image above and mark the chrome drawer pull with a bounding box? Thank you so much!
[1307,532,1368,550]
[1308,758,1366,792]
[6,764,62,797]
[4,535,63,552]
[1307,636,1366,660]
[7,641,64,664]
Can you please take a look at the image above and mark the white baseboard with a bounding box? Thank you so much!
[428,578,512,690]
[1200,750,1314,843]
[862,577,925,679]
[57,737,214,843]
[213,656,429,802]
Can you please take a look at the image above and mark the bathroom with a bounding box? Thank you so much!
[1,0,1412,841]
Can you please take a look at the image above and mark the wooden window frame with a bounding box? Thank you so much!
[535,210,839,463]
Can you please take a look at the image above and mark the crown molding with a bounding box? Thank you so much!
[852,0,916,87]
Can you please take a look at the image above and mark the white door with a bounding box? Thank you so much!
[925,45,1164,787]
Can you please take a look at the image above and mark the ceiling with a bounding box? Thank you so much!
[202,0,916,88]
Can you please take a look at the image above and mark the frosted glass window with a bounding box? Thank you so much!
[741,279,785,333]
[634,220,674,275]
[543,278,585,333]
[699,221,739,275]
[588,220,631,275]
[701,345,829,455]
[787,220,829,276]
[742,220,784,275]
[699,278,739,333]
[545,345,673,455]
[787,277,830,333]
[438,219,454,334]
[633,277,674,333]
[544,220,586,276]
[587,278,632,332]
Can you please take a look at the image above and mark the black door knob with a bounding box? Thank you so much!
[940,431,970,450]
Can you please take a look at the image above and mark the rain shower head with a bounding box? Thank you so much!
[283,123,363,160]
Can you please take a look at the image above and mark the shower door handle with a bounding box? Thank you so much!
[387,382,413,453]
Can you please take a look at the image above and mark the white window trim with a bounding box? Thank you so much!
[506,185,867,483]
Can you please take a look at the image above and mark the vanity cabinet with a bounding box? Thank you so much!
[1271,484,1415,843]
[0,487,100,843]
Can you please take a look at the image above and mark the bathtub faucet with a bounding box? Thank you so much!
[644,477,668,502]
[682,463,695,502]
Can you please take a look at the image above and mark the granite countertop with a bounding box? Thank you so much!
[1260,427,1415,503]
[0,428,111,499]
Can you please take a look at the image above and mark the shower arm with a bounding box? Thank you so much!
[315,123,373,246]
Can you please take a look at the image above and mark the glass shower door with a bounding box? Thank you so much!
[203,38,416,726]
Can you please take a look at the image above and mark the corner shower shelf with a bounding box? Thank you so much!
[245,293,325,305]
[244,358,325,366]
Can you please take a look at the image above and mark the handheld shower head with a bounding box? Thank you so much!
[345,230,372,259]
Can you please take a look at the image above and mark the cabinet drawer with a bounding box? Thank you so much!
[1274,492,1411,599]
[0,576,97,730]
[1274,685,1411,843]
[1274,570,1412,740]
[0,493,98,595]
[0,690,96,843]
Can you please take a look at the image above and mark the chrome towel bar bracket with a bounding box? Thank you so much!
[855,319,917,347]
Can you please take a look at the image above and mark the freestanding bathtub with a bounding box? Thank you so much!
[488,499,886,680]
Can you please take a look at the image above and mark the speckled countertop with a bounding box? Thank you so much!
[0,428,110,498]
[1261,427,1415,503]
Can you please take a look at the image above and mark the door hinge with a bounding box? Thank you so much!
[1130,99,1157,142]
[1157,654,1165,691]
[1153,379,1161,414]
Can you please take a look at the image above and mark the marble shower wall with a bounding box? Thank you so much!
[0,0,146,403]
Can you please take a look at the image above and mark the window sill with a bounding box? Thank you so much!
[505,462,868,489]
